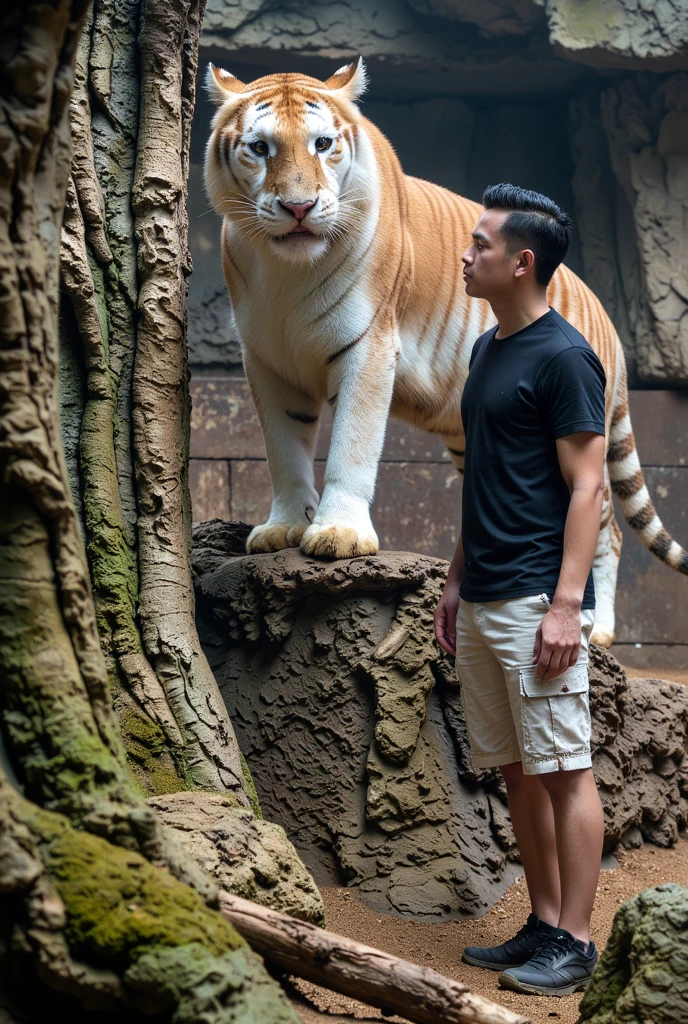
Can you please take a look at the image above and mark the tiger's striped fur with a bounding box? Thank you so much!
[204,58,688,648]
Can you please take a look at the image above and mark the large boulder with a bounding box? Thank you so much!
[578,884,688,1023]
[192,521,688,919]
[148,791,325,925]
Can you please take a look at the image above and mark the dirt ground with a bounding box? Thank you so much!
[290,838,688,1024]
[290,664,688,1024]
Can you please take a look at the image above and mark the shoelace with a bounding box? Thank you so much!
[525,934,575,970]
[506,921,541,950]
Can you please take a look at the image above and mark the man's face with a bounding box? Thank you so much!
[462,209,523,301]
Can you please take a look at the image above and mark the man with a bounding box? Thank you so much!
[434,183,606,997]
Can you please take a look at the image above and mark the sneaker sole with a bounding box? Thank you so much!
[498,971,594,997]
[462,953,524,972]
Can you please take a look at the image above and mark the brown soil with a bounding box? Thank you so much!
[290,835,688,1024]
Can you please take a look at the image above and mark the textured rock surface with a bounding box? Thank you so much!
[601,73,688,384]
[569,72,688,385]
[407,0,545,37]
[193,522,688,919]
[578,883,688,1023]
[569,89,639,380]
[199,0,595,102]
[201,0,687,74]
[149,791,325,925]
[547,0,688,71]
[588,646,688,848]
[188,163,243,369]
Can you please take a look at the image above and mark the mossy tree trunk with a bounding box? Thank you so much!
[0,1,297,1019]
[59,0,248,799]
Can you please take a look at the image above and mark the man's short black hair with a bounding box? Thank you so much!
[482,183,573,287]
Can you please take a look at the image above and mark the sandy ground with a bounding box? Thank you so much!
[290,664,688,1024]
[290,838,688,1024]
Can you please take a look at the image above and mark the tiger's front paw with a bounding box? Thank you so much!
[591,624,614,648]
[300,523,379,560]
[246,522,303,554]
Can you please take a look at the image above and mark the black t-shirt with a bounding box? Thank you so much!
[459,308,606,609]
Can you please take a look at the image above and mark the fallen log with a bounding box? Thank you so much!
[219,892,529,1024]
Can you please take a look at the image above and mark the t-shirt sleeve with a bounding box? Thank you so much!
[537,346,606,439]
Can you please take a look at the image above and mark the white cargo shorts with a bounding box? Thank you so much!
[455,593,595,775]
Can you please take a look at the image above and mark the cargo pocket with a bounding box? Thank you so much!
[518,663,591,765]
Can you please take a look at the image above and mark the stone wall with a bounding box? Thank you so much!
[189,379,688,665]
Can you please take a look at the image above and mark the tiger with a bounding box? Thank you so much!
[203,56,688,649]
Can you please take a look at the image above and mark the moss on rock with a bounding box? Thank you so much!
[240,751,262,818]
[125,941,299,1023]
[11,798,300,1022]
[579,883,688,1023]
[44,825,243,968]
[120,704,184,797]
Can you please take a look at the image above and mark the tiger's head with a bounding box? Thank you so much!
[204,58,371,265]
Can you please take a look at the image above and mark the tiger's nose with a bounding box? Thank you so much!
[279,199,316,221]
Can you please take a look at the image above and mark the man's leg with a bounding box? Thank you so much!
[500,761,560,927]
[539,767,604,946]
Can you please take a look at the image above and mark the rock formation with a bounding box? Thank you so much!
[149,792,326,925]
[193,520,688,919]
[578,883,688,1023]
[571,73,688,385]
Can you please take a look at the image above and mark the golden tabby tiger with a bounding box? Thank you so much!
[204,57,687,647]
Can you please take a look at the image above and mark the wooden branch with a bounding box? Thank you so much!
[219,893,529,1024]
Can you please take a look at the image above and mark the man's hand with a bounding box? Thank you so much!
[532,601,582,681]
[434,581,461,657]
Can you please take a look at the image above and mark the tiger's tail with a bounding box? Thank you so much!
[608,367,688,574]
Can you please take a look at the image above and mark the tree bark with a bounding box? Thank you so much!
[220,892,530,1024]
[0,2,300,1019]
[59,0,248,799]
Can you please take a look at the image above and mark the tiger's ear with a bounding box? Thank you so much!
[205,63,247,107]
[324,56,368,103]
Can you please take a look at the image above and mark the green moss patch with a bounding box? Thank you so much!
[44,827,243,969]
[240,751,262,818]
[120,705,183,797]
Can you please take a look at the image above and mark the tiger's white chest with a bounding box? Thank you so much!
[229,236,378,399]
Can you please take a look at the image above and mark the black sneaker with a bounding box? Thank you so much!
[498,928,598,996]
[462,913,556,971]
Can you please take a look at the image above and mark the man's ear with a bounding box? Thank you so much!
[205,63,247,107]
[514,248,537,277]
[323,56,368,102]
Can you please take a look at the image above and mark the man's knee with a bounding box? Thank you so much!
[539,766,592,797]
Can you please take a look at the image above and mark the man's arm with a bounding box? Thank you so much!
[533,431,605,680]
[434,532,465,656]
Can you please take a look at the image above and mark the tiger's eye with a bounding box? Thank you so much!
[249,140,268,156]
[315,137,332,152]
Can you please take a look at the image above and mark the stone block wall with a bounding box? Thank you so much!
[189,378,688,665]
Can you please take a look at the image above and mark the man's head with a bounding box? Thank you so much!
[462,183,573,301]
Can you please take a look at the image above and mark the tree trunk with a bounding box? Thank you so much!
[59,0,249,800]
[0,2,299,1019]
